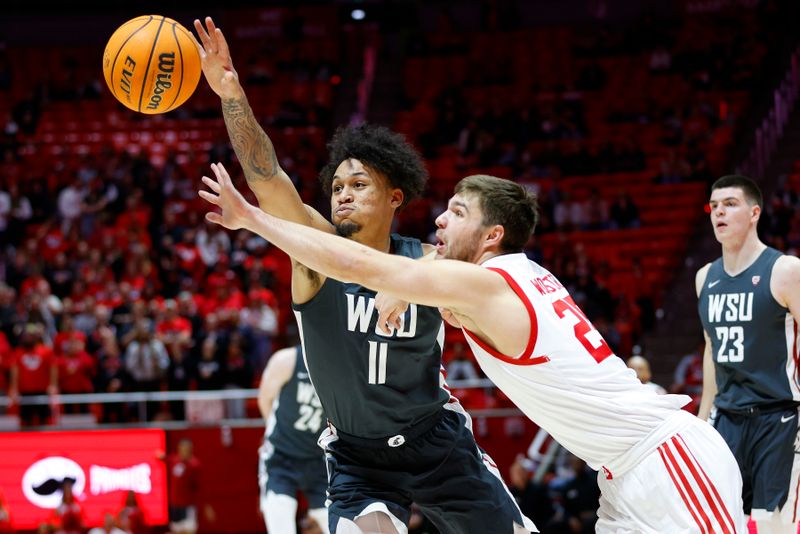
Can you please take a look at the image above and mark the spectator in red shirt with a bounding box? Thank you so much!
[155,299,192,360]
[52,315,87,357]
[9,323,58,426]
[174,229,204,283]
[0,331,11,397]
[58,337,95,413]
[167,439,213,534]
[0,489,12,534]
[52,480,83,534]
[118,490,147,534]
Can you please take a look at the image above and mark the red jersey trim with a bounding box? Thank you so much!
[462,266,547,366]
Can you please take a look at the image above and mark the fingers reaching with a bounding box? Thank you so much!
[202,175,221,193]
[189,27,205,57]
[192,19,211,48]
[193,17,221,55]
[210,162,232,187]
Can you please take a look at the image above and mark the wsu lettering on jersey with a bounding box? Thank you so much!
[707,293,754,323]
[345,294,418,338]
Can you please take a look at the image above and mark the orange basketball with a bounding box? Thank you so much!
[102,15,201,114]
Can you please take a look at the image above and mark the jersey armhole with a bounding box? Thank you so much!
[462,267,548,366]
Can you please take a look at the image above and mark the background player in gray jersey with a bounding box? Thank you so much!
[696,174,800,534]
[193,18,534,534]
[258,346,329,534]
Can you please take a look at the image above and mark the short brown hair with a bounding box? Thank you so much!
[711,175,763,208]
[454,175,538,253]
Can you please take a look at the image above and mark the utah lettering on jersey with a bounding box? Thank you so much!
[530,273,565,296]
[345,293,418,338]
[707,292,754,323]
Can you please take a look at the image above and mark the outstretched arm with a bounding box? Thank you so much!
[199,164,501,315]
[192,17,330,232]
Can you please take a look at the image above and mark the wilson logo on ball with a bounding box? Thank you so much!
[102,15,201,115]
[147,52,175,111]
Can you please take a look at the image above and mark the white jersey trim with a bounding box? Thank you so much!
[462,266,549,366]
[785,315,800,401]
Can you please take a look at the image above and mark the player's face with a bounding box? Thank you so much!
[708,187,759,242]
[330,159,400,238]
[433,193,486,262]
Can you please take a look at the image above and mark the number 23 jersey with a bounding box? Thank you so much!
[698,246,800,411]
[462,253,690,471]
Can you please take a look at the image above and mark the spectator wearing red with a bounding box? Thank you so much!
[0,488,12,534]
[114,189,151,234]
[52,480,83,534]
[174,229,204,283]
[167,439,203,534]
[58,337,95,413]
[52,315,87,357]
[118,490,147,534]
[199,283,244,322]
[37,223,71,264]
[0,331,10,396]
[155,299,192,360]
[9,324,57,426]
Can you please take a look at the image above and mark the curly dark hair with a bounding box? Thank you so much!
[318,124,428,207]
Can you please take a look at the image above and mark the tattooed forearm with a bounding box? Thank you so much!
[221,97,280,183]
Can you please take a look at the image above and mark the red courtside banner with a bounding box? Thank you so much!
[0,429,168,530]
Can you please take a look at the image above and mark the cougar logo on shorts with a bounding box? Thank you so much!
[22,456,86,509]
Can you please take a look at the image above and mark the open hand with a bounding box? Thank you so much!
[192,17,242,100]
[199,163,254,231]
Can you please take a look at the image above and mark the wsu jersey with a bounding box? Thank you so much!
[462,253,691,472]
[293,234,449,439]
[698,247,800,411]
[264,347,325,459]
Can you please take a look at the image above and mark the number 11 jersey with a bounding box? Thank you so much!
[293,234,450,440]
[462,253,690,472]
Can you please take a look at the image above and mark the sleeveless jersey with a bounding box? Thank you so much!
[265,347,325,459]
[698,247,800,411]
[293,234,449,439]
[462,253,690,471]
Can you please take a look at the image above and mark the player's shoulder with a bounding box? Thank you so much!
[771,254,800,303]
[773,253,800,276]
[694,261,714,296]
[262,347,298,378]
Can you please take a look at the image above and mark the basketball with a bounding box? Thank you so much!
[102,15,201,114]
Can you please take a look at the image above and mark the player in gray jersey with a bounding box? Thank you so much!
[193,17,534,534]
[258,346,328,534]
[696,174,800,534]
